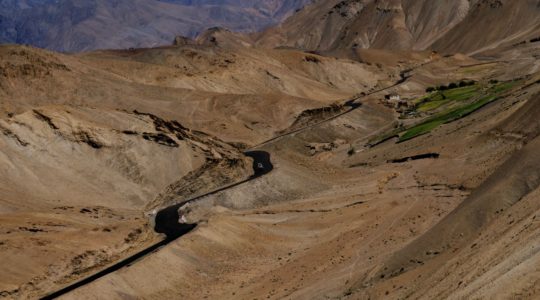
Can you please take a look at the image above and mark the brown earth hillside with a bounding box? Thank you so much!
[47,40,540,299]
[255,0,540,54]
[0,39,392,298]
[1,4,540,299]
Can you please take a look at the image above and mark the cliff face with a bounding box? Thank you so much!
[0,0,311,52]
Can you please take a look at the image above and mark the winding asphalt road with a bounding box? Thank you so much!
[41,67,414,300]
[154,151,273,239]
[40,151,273,300]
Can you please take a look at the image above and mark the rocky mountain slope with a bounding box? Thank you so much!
[1,1,540,299]
[61,42,540,299]
[256,0,540,54]
[0,0,311,52]
[0,39,390,298]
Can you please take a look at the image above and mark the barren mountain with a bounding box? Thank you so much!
[1,1,540,300]
[0,38,391,298]
[0,0,311,52]
[256,0,540,54]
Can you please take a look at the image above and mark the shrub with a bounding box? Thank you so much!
[426,87,436,93]
[448,82,458,89]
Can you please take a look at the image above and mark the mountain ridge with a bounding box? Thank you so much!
[1,1,540,299]
[255,0,540,55]
[0,0,311,52]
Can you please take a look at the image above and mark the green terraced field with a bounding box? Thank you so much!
[368,80,523,146]
[415,85,479,112]
[400,94,497,141]
[399,80,520,142]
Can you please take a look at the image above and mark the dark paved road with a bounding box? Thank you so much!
[41,151,273,300]
[41,62,418,299]
[154,150,273,239]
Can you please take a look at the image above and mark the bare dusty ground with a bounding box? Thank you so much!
[61,43,540,299]
[1,32,540,299]
[63,71,540,299]
[0,42,393,298]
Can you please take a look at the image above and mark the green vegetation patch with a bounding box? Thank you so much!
[415,84,479,112]
[489,80,518,94]
[443,85,479,101]
[367,79,523,147]
[366,127,403,147]
[399,119,444,141]
[399,94,498,142]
